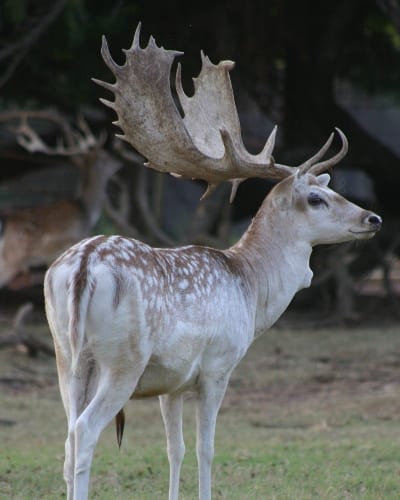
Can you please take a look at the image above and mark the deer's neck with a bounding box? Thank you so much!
[228,198,313,337]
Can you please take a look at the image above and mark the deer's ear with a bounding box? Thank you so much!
[316,173,330,187]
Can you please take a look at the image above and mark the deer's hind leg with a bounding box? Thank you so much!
[50,338,78,500]
[70,351,150,500]
[53,346,98,500]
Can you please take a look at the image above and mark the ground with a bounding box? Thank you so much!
[1,310,400,498]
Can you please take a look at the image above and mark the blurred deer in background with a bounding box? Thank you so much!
[44,25,382,500]
[0,111,122,288]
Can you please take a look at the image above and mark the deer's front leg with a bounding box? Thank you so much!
[160,393,185,500]
[195,376,230,500]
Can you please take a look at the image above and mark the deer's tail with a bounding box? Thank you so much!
[115,409,125,448]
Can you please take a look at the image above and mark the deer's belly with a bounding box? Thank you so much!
[131,355,199,399]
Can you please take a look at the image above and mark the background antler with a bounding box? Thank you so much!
[0,110,105,164]
[94,24,294,201]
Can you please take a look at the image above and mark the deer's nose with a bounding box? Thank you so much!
[367,213,382,231]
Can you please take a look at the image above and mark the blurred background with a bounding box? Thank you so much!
[1,4,400,497]
[0,0,399,326]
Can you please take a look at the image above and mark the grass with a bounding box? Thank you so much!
[1,321,400,498]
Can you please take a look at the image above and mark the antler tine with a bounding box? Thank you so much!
[200,183,218,201]
[14,114,51,153]
[273,128,348,177]
[297,132,334,174]
[131,21,142,51]
[260,125,277,159]
[76,115,107,150]
[100,35,123,76]
[218,126,291,202]
[306,127,348,175]
[297,128,348,175]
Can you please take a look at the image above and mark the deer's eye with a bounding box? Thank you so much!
[307,192,327,207]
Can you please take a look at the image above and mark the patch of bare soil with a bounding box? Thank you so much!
[222,322,400,427]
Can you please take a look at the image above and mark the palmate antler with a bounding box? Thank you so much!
[94,24,347,201]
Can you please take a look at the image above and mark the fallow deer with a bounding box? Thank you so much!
[0,111,121,287]
[44,25,382,500]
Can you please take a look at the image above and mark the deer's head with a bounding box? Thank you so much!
[270,171,381,246]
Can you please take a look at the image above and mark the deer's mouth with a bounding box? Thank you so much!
[349,229,377,234]
[348,228,378,239]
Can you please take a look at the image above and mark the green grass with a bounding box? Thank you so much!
[1,323,400,498]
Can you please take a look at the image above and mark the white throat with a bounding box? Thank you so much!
[253,240,313,337]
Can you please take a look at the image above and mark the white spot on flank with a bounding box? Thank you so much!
[179,279,189,290]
